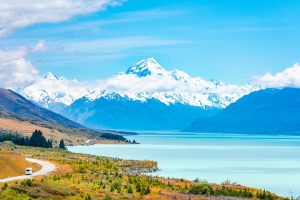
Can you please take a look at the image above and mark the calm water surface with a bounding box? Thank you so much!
[68,132,300,197]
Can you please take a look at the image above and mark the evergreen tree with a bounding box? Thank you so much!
[47,139,53,148]
[59,139,66,150]
[29,130,52,148]
[0,130,52,148]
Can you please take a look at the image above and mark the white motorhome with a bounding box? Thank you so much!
[25,168,33,175]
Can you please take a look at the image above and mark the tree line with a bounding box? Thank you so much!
[0,129,66,150]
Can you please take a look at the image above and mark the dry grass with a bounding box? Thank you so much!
[0,151,41,179]
[0,117,90,145]
[0,117,127,146]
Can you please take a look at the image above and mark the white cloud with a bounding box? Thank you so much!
[97,67,255,96]
[0,47,27,61]
[32,40,46,53]
[61,36,187,53]
[0,48,39,88]
[103,74,180,93]
[253,63,300,88]
[81,69,257,108]
[0,0,123,37]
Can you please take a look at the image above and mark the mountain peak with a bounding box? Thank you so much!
[171,69,190,81]
[43,72,60,80]
[125,57,168,77]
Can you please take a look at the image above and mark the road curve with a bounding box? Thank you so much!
[0,158,56,183]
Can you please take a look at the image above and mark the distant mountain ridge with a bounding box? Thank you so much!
[17,58,258,111]
[186,88,300,134]
[63,95,220,130]
[18,72,89,113]
[15,58,258,130]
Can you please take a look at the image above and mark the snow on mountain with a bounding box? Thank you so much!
[87,58,258,108]
[125,57,169,77]
[17,72,90,112]
[16,58,259,111]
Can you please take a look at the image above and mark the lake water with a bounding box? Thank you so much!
[68,132,300,197]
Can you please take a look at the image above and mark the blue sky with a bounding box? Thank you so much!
[2,0,300,84]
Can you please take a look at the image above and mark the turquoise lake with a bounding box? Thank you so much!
[68,132,300,197]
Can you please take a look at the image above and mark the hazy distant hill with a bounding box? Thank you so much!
[186,88,300,134]
[63,95,220,130]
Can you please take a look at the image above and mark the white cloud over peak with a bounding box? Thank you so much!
[0,0,123,37]
[103,74,181,93]
[32,40,46,53]
[253,63,300,88]
[0,47,39,88]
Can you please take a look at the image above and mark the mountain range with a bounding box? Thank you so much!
[7,58,300,134]
[16,58,258,130]
[63,95,220,130]
[186,88,300,134]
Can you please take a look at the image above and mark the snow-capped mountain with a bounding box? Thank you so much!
[125,57,170,77]
[17,72,91,112]
[15,57,259,130]
[17,57,258,112]
[84,57,258,108]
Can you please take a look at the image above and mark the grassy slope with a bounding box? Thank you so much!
[0,151,41,179]
[0,143,285,200]
[0,88,83,129]
[0,88,127,145]
[0,117,127,146]
[0,117,87,145]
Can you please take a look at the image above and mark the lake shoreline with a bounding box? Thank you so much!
[68,132,300,197]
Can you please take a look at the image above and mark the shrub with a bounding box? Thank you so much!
[194,178,208,183]
[127,185,133,194]
[2,182,8,190]
[103,193,112,200]
[189,184,214,195]
[256,190,276,200]
[85,194,92,200]
[21,179,34,187]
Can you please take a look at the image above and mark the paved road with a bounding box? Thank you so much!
[0,158,56,183]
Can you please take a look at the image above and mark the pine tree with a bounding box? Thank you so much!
[59,139,66,150]
[29,130,47,147]
[29,130,52,148]
[47,139,53,148]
